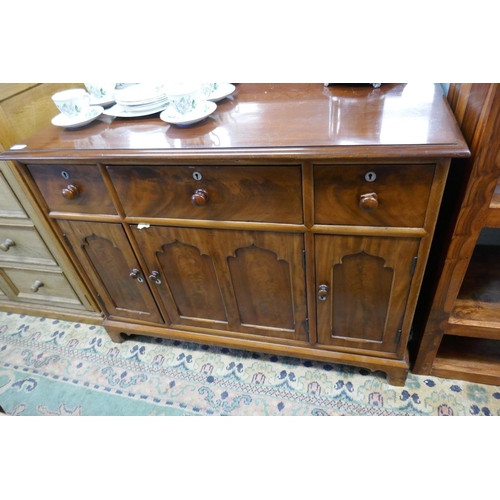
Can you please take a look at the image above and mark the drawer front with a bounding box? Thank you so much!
[314,164,435,227]
[107,165,303,223]
[0,225,56,266]
[27,164,117,215]
[0,170,28,220]
[0,267,84,308]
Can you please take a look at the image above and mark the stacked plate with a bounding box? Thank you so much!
[103,84,170,118]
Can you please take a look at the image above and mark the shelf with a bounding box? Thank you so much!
[431,335,500,385]
[484,177,500,227]
[450,244,500,338]
[489,178,500,209]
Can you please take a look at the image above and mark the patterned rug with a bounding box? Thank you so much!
[1,311,499,416]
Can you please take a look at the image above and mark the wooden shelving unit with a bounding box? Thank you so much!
[431,336,500,385]
[412,83,500,385]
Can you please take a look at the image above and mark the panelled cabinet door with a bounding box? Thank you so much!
[133,226,308,342]
[57,220,163,324]
[315,235,420,354]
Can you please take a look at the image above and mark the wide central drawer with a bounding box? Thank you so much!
[106,165,303,223]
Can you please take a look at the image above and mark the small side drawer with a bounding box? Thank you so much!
[107,165,303,223]
[0,267,83,309]
[26,164,117,215]
[314,164,435,227]
[0,225,56,266]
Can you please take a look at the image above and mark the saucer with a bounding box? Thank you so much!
[51,106,104,128]
[208,83,236,102]
[160,101,217,126]
[90,95,115,108]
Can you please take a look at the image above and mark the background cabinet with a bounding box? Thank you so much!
[0,84,101,322]
[412,83,500,384]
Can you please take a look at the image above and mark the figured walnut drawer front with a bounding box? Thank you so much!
[314,164,435,227]
[106,165,303,223]
[0,225,56,266]
[26,164,117,215]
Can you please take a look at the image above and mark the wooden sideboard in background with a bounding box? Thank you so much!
[0,83,102,322]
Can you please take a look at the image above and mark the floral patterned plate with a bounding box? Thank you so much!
[103,102,170,118]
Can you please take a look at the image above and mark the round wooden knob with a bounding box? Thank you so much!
[0,238,15,252]
[30,280,44,293]
[359,192,378,211]
[191,189,209,206]
[62,184,79,200]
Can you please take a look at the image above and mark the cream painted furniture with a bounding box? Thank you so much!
[0,84,102,322]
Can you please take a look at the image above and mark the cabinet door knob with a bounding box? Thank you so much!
[318,284,329,301]
[191,189,209,206]
[0,238,15,251]
[359,192,378,211]
[149,270,162,284]
[30,280,44,293]
[62,184,79,200]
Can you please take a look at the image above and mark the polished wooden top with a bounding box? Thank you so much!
[1,83,469,162]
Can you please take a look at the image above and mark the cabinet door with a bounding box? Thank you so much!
[315,235,419,354]
[57,220,163,324]
[133,226,308,342]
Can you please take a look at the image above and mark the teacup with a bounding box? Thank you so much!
[165,84,203,115]
[84,83,116,101]
[52,88,91,118]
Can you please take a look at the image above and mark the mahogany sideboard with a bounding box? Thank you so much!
[0,83,469,385]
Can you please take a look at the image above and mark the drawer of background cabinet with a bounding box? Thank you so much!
[314,164,435,227]
[26,164,117,215]
[0,225,56,266]
[106,165,303,223]
[0,170,28,220]
[0,267,82,307]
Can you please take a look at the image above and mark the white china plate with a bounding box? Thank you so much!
[117,97,170,113]
[51,106,104,128]
[115,83,167,105]
[103,102,170,118]
[160,101,217,126]
[90,95,115,108]
[208,83,235,102]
